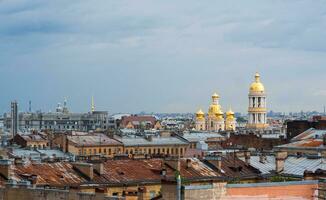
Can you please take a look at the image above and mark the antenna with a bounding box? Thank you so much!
[91,96,95,112]
[29,100,32,113]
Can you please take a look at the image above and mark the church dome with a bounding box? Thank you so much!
[226,108,234,116]
[196,109,205,119]
[212,92,219,99]
[226,108,235,120]
[208,104,221,115]
[249,72,265,93]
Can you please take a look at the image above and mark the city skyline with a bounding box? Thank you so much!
[1,0,326,113]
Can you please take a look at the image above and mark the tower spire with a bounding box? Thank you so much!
[91,96,95,112]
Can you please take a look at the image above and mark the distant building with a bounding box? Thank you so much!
[287,116,326,140]
[3,99,109,132]
[180,132,225,150]
[194,93,236,132]
[246,72,269,129]
[53,132,123,158]
[119,115,161,130]
[115,131,189,157]
[10,101,18,137]
[13,132,48,149]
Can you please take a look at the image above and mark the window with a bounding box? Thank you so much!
[93,149,96,154]
[109,148,111,155]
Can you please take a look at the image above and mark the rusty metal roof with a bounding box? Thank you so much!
[204,154,261,179]
[6,158,221,188]
[12,162,88,187]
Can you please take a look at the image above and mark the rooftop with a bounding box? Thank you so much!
[182,132,224,143]
[275,138,325,150]
[115,135,188,147]
[1,158,220,187]
[292,128,326,141]
[241,155,326,177]
[68,133,122,147]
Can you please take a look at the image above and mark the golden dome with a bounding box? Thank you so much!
[249,72,265,93]
[208,104,221,115]
[196,109,204,115]
[212,92,219,99]
[226,108,234,116]
[196,109,205,119]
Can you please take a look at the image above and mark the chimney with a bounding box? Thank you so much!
[93,162,104,175]
[164,158,180,172]
[259,154,267,163]
[0,160,12,180]
[186,159,192,168]
[207,156,222,171]
[244,151,251,165]
[73,163,94,180]
[275,151,287,173]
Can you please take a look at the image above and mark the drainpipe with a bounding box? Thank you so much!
[177,174,181,200]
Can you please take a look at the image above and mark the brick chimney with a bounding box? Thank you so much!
[207,156,222,171]
[0,160,12,180]
[164,158,180,172]
[73,163,94,180]
[186,159,192,168]
[93,162,104,175]
[275,151,287,173]
[244,151,251,165]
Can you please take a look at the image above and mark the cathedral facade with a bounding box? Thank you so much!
[195,93,236,132]
[194,72,269,132]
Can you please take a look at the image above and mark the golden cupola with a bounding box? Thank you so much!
[196,109,205,120]
[226,108,235,119]
[249,72,265,93]
[208,92,222,116]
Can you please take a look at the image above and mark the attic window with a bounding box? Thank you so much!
[118,171,125,175]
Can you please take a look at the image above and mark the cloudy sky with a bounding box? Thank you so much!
[1,0,326,114]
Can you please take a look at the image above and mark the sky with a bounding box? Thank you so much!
[1,0,326,114]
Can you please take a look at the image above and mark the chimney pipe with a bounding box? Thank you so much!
[244,151,251,165]
[275,151,287,173]
[186,159,192,168]
[0,160,12,180]
[73,163,94,180]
